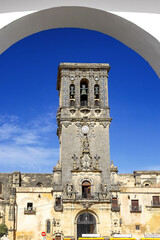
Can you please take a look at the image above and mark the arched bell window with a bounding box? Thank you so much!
[70,84,75,107]
[80,79,88,107]
[94,84,100,107]
[82,181,91,199]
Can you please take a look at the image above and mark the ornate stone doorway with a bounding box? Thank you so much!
[77,212,96,239]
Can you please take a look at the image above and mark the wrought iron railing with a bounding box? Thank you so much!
[151,201,160,207]
[111,204,120,212]
[24,207,36,215]
[54,204,63,212]
[130,205,142,213]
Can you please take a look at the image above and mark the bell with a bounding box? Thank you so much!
[70,86,75,95]
[81,85,87,95]
[95,86,99,94]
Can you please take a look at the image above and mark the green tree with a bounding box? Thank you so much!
[0,223,8,238]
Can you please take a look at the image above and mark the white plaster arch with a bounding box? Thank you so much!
[0,6,160,78]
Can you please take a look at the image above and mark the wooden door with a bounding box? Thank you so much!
[55,236,61,240]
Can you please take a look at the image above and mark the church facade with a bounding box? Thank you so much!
[0,63,160,240]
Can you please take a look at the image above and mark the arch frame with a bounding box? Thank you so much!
[0,6,159,78]
[74,210,100,225]
[74,210,100,240]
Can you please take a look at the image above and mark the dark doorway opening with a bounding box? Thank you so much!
[77,212,96,240]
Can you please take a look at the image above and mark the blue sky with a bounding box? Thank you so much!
[0,28,159,173]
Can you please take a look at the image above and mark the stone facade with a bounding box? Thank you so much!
[0,63,160,240]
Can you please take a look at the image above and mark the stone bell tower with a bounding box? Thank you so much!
[56,63,111,192]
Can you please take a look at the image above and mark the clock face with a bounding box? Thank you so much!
[82,125,89,134]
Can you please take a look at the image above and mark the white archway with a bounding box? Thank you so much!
[0,6,160,78]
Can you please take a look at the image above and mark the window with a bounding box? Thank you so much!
[145,183,150,187]
[55,197,61,207]
[94,84,100,107]
[24,202,36,214]
[82,181,91,199]
[152,196,160,206]
[27,202,33,211]
[80,79,88,107]
[70,84,75,99]
[131,200,141,212]
[36,182,43,187]
[0,183,2,194]
[143,181,152,187]
[54,197,63,211]
[111,198,120,211]
[135,225,140,230]
[46,220,51,233]
[70,84,75,107]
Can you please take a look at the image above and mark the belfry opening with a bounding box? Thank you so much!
[77,212,96,239]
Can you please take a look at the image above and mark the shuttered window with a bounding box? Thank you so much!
[112,198,118,207]
[131,200,139,211]
[153,196,160,206]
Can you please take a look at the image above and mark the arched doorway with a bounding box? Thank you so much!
[77,212,96,239]
[82,181,91,199]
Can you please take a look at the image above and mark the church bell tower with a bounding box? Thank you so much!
[56,63,112,195]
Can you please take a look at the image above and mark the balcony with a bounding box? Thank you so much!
[151,201,160,208]
[130,205,142,213]
[111,204,120,212]
[76,194,98,200]
[54,204,63,212]
[54,198,63,212]
[24,207,36,215]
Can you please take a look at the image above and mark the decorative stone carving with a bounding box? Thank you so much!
[100,122,110,128]
[95,109,101,115]
[70,109,76,115]
[82,201,92,209]
[66,183,73,198]
[62,121,71,128]
[101,181,108,198]
[94,154,100,169]
[76,122,95,139]
[80,153,92,170]
[75,122,82,128]
[80,136,93,170]
[110,160,118,173]
[72,154,78,170]
[113,219,118,227]
[80,108,90,115]
[70,76,75,81]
